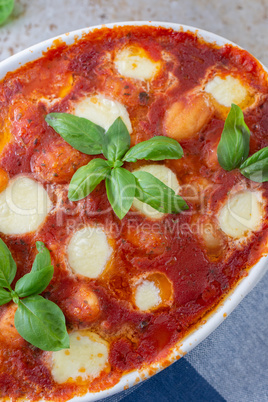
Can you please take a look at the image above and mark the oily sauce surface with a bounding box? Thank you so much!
[0,26,268,401]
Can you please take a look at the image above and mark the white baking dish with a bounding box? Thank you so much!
[0,21,267,402]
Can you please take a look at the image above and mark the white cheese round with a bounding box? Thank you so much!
[67,226,112,278]
[0,176,52,235]
[73,93,132,133]
[135,280,161,311]
[114,45,161,81]
[218,190,263,238]
[204,75,248,107]
[51,331,109,384]
[132,164,180,219]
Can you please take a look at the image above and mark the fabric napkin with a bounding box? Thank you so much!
[104,271,268,402]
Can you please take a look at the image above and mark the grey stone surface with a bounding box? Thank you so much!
[0,2,267,401]
[0,0,267,66]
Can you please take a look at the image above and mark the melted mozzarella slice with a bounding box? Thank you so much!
[114,45,161,81]
[52,331,109,384]
[0,176,52,235]
[67,226,112,278]
[135,280,161,311]
[218,190,263,238]
[204,75,248,107]
[132,164,179,219]
[73,94,132,133]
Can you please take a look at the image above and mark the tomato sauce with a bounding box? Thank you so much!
[0,25,267,401]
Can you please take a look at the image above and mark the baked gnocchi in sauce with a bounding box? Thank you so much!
[0,25,268,401]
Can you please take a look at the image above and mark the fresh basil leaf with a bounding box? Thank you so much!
[103,117,130,162]
[0,238,17,289]
[0,287,12,306]
[133,171,189,213]
[68,158,111,201]
[106,168,136,219]
[0,0,14,25]
[240,147,268,182]
[31,242,51,272]
[217,104,250,171]
[123,136,183,162]
[15,295,70,351]
[15,266,54,298]
[45,113,105,155]
[113,160,124,168]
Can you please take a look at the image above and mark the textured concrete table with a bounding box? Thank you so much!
[0,1,267,402]
[0,0,267,66]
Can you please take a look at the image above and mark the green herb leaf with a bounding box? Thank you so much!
[32,241,51,272]
[240,146,268,182]
[46,113,188,219]
[0,238,17,289]
[133,171,189,214]
[68,158,111,201]
[217,104,250,171]
[16,242,53,297]
[106,168,136,219]
[15,242,54,297]
[45,113,105,155]
[15,266,54,298]
[103,117,130,162]
[0,287,12,306]
[123,136,183,162]
[0,0,14,25]
[0,239,68,351]
[15,295,70,351]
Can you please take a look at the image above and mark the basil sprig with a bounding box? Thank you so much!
[103,117,130,162]
[68,158,111,201]
[46,113,188,218]
[217,104,268,183]
[239,147,268,182]
[46,113,105,155]
[123,136,183,162]
[106,167,136,219]
[0,238,16,288]
[0,0,14,25]
[133,171,188,213]
[0,240,69,351]
[217,103,250,170]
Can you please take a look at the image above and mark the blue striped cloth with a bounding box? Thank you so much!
[104,271,268,402]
